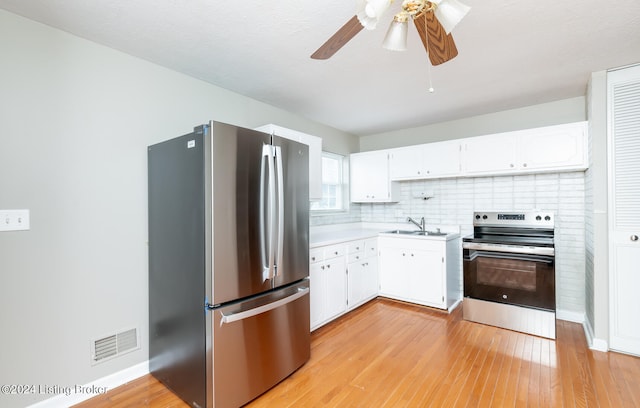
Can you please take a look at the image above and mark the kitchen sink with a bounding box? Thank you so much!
[383,230,417,235]
[383,230,448,236]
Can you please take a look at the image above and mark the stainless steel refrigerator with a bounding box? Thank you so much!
[148,121,310,408]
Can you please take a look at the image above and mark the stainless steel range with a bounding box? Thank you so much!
[462,211,556,339]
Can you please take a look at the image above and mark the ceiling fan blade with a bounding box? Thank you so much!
[414,10,458,66]
[311,16,364,60]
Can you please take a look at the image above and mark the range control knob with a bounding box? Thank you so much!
[475,214,481,220]
[482,215,488,220]
[536,215,542,221]
[545,215,551,221]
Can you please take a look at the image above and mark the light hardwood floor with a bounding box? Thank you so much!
[75,298,640,407]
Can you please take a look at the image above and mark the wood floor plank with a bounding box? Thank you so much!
[74,298,640,408]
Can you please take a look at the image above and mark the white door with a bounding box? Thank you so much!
[609,65,640,356]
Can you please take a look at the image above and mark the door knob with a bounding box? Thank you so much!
[631,235,639,242]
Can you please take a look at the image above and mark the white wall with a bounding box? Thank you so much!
[0,9,357,407]
[359,97,586,151]
[584,71,609,349]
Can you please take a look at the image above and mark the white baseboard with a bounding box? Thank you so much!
[556,309,585,323]
[582,318,609,352]
[27,361,149,408]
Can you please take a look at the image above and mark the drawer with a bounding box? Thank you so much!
[310,247,324,264]
[323,244,345,260]
[347,240,364,254]
[348,252,365,264]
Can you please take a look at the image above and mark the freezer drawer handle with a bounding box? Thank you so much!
[219,287,309,326]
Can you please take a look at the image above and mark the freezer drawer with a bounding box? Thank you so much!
[210,280,310,408]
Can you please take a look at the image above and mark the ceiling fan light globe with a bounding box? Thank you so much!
[382,19,408,51]
[433,0,470,34]
[356,0,393,30]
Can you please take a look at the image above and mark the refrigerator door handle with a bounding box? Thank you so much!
[219,287,309,326]
[260,144,277,282]
[274,146,285,278]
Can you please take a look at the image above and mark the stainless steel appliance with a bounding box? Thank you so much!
[148,121,310,408]
[462,211,556,339]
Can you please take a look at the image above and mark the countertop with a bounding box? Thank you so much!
[310,222,461,248]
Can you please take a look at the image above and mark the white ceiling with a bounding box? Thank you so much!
[1,0,639,136]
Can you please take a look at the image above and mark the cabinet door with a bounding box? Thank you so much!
[309,262,325,330]
[463,133,517,175]
[348,261,366,308]
[324,257,347,321]
[409,249,444,307]
[348,257,378,309]
[351,151,396,202]
[423,141,461,178]
[390,147,424,180]
[518,123,586,171]
[378,246,410,298]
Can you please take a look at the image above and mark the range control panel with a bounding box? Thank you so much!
[473,211,554,228]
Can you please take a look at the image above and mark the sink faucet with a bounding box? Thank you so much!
[407,216,425,231]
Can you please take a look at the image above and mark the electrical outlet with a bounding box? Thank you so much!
[0,209,30,231]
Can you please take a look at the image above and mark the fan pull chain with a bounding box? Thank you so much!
[424,12,434,93]
[427,57,434,93]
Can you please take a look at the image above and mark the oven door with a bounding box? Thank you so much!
[463,249,555,311]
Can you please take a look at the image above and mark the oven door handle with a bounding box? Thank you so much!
[463,242,554,256]
[469,250,555,264]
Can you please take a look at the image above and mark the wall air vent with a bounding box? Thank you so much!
[91,327,139,365]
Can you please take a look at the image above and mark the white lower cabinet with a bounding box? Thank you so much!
[347,239,379,310]
[310,237,378,331]
[310,244,347,330]
[378,236,461,311]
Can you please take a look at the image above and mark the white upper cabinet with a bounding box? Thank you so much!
[463,122,587,176]
[463,132,518,175]
[390,141,462,180]
[255,124,323,200]
[517,122,587,171]
[423,140,463,178]
[389,147,424,179]
[350,150,400,202]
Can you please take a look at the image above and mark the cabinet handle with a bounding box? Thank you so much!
[321,265,325,270]
[510,164,514,168]
[631,235,639,242]
[523,163,528,168]
[327,264,331,269]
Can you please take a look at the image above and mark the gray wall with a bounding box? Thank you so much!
[359,96,586,151]
[0,9,356,407]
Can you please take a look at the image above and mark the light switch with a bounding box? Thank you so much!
[0,209,30,231]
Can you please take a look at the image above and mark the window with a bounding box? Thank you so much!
[311,152,348,211]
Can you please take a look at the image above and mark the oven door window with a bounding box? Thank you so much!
[476,258,537,292]
[464,251,555,311]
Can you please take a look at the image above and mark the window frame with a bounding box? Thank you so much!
[310,151,349,213]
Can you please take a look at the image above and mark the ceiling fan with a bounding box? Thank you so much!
[311,0,470,66]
